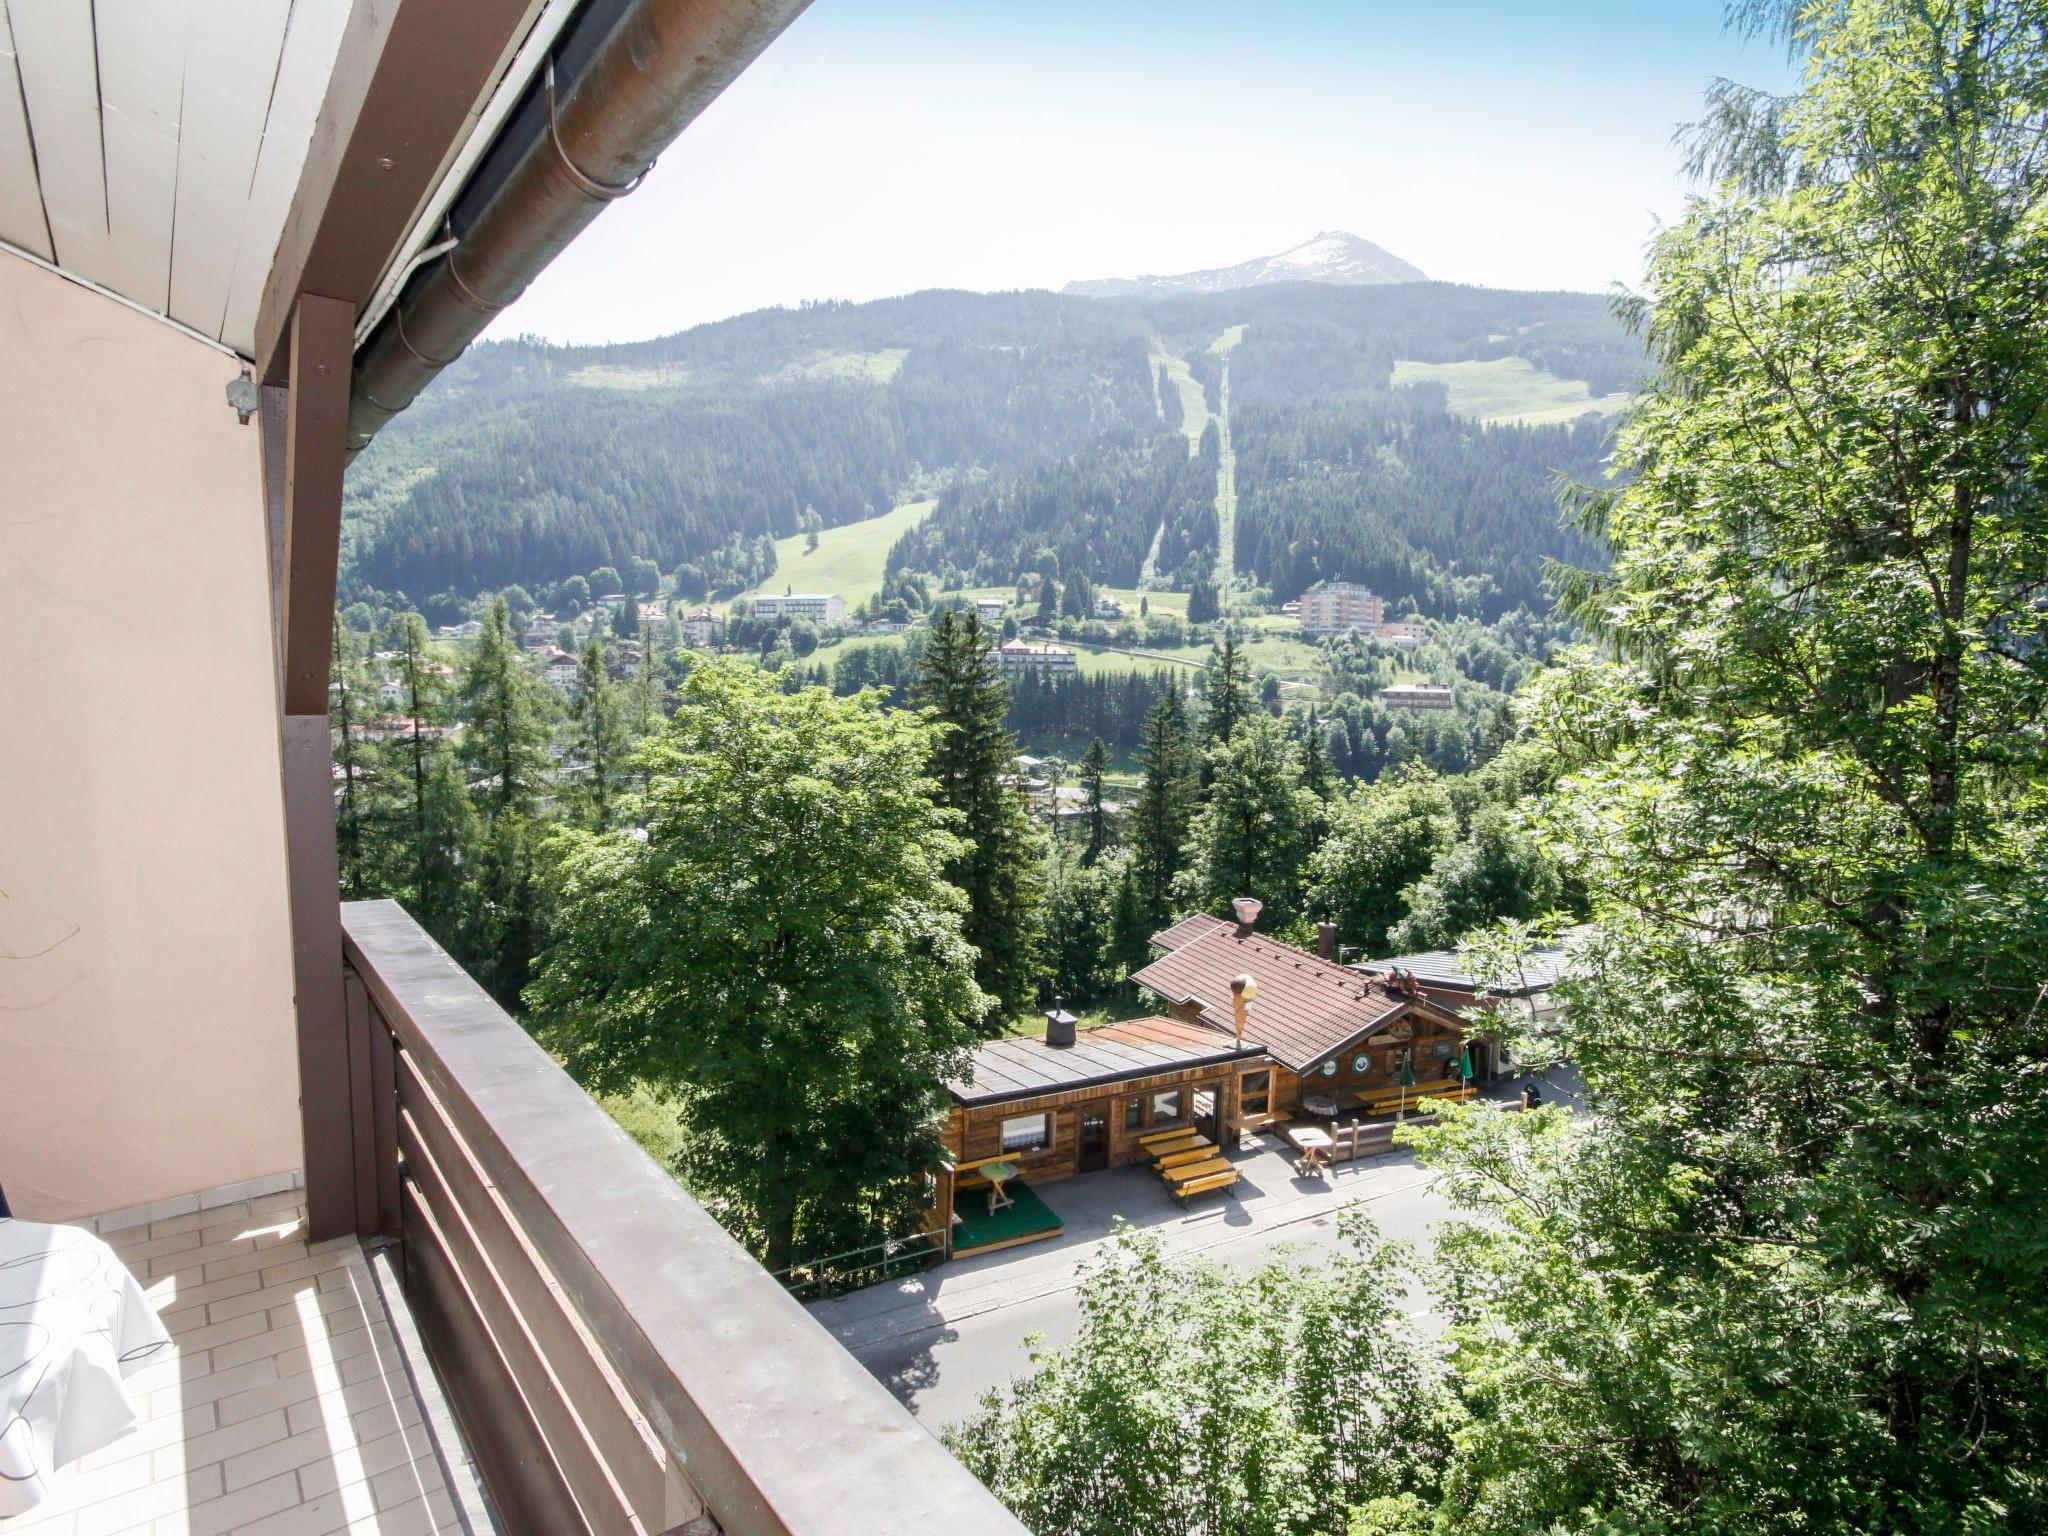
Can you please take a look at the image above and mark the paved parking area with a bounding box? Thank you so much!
[809,1128,1453,1428]
[811,1068,1585,1429]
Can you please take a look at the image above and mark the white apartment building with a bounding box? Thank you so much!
[1298,580,1386,635]
[989,638,1078,675]
[1381,684,1456,711]
[681,607,722,647]
[752,592,846,625]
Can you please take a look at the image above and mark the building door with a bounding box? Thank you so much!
[1194,1087,1220,1147]
[1078,1112,1109,1173]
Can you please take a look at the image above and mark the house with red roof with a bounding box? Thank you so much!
[933,897,1482,1255]
[1130,899,1480,1124]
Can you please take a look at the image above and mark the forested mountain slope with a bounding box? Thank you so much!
[341,280,1641,621]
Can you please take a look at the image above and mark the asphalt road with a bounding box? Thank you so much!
[820,1154,1455,1431]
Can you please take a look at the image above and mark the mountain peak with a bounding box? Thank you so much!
[1063,231,1426,298]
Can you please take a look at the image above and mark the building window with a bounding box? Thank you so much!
[1000,1114,1049,1152]
[1239,1069,1271,1120]
[1151,1089,1184,1124]
[1123,1097,1145,1133]
[1431,1040,1455,1061]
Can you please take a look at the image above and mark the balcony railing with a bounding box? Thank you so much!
[339,899,1026,1535]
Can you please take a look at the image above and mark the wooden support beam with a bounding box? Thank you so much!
[275,292,356,1241]
[253,0,540,384]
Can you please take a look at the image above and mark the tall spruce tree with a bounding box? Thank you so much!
[1183,713,1316,928]
[389,613,473,949]
[330,615,381,899]
[1198,637,1254,754]
[456,596,552,1004]
[1131,688,1197,926]
[458,596,550,821]
[1079,737,1111,865]
[914,610,1043,1025]
[571,635,631,829]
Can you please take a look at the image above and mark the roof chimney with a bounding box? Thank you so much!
[1045,1000,1078,1049]
[1231,897,1263,930]
[1317,922,1337,961]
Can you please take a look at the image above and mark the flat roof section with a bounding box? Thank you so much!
[949,1016,1263,1108]
[1358,940,1573,997]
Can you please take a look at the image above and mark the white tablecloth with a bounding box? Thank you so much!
[1,1218,171,1516]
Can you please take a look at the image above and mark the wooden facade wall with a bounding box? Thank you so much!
[950,1059,1260,1187]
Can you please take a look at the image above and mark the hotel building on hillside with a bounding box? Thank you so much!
[1298,580,1387,634]
[1381,683,1456,711]
[990,637,1079,674]
[751,592,846,625]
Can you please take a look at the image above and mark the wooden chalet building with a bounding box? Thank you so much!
[1129,902,1478,1123]
[933,899,1480,1254]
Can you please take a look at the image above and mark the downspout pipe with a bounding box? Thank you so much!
[347,0,812,453]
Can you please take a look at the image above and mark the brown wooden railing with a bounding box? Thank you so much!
[338,899,1027,1536]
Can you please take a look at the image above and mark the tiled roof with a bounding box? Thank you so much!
[1150,913,1232,952]
[948,1016,1260,1107]
[1131,921,1462,1073]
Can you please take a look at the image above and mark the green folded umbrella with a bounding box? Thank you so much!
[1396,1054,1416,1087]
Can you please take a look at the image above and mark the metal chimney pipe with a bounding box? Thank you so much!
[347,0,813,451]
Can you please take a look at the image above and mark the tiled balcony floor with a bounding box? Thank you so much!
[6,1189,461,1536]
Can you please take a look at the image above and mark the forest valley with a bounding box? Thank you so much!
[330,2,2048,1532]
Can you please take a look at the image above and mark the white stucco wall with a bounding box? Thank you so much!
[0,251,302,1220]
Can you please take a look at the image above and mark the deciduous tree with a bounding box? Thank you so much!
[530,662,988,1273]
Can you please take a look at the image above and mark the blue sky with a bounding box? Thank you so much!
[501,0,1795,344]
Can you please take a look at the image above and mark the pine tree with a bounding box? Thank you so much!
[1079,737,1111,865]
[1198,637,1254,751]
[389,613,472,949]
[330,615,381,899]
[914,610,1043,1026]
[571,635,631,829]
[1184,714,1315,929]
[456,596,552,1005]
[1131,688,1197,926]
[457,596,549,822]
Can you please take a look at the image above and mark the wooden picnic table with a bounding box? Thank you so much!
[979,1160,1019,1214]
[1145,1131,1205,1157]
[1138,1126,1199,1150]
[1289,1125,1333,1176]
[1155,1144,1216,1171]
[1165,1154,1233,1185]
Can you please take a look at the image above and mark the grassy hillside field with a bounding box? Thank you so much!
[743,500,934,609]
[1391,356,1630,426]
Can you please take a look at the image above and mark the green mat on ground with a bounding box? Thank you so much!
[953,1179,1063,1254]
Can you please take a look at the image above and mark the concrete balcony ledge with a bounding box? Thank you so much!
[338,900,1026,1536]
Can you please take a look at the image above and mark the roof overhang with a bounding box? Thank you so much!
[1284,995,1471,1076]
[0,0,541,368]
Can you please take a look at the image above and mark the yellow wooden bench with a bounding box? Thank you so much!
[1360,1081,1473,1114]
[1144,1132,1205,1159]
[1138,1126,1198,1150]
[1174,1169,1240,1203]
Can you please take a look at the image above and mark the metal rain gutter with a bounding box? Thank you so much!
[346,0,813,454]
